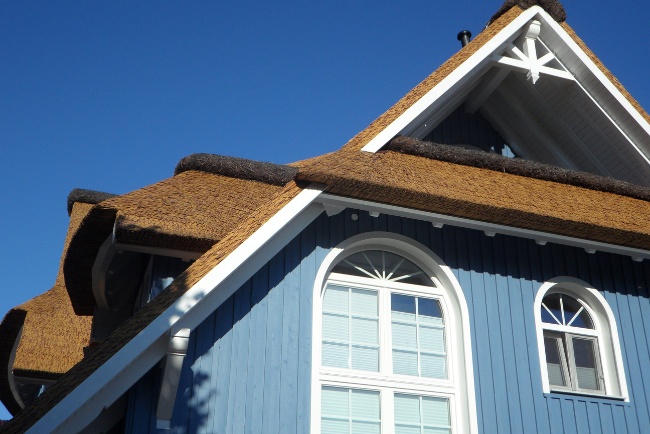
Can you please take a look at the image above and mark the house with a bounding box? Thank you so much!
[2,0,650,432]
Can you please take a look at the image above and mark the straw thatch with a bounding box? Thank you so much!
[175,153,298,186]
[0,203,94,416]
[63,170,285,315]
[489,0,566,25]
[1,182,304,433]
[66,189,117,216]
[296,149,650,250]
[386,136,650,202]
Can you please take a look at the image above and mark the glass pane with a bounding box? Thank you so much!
[393,350,419,376]
[323,285,349,312]
[392,323,417,348]
[351,346,379,371]
[332,250,434,286]
[351,289,378,316]
[544,336,567,387]
[541,294,563,325]
[392,294,416,316]
[420,326,445,353]
[572,338,601,390]
[419,298,442,318]
[351,421,380,434]
[322,342,348,369]
[322,419,348,434]
[323,313,348,341]
[322,387,349,418]
[541,293,593,329]
[421,396,450,427]
[394,394,420,425]
[351,318,378,345]
[395,394,451,434]
[351,389,380,420]
[421,353,446,379]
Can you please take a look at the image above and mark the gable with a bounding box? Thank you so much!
[357,5,650,186]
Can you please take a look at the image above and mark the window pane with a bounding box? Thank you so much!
[392,294,416,316]
[572,337,601,390]
[544,336,568,387]
[395,394,451,434]
[392,323,417,348]
[421,353,446,379]
[393,350,419,376]
[419,298,442,318]
[322,387,380,434]
[323,285,349,312]
[351,346,379,371]
[322,342,348,369]
[420,326,445,354]
[541,293,593,329]
[351,289,378,316]
[322,285,378,372]
[332,250,434,286]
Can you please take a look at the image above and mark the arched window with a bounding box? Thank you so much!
[535,278,628,400]
[312,233,477,434]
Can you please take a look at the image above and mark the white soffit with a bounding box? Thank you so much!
[360,6,650,180]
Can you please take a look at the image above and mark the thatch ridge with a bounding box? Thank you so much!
[386,136,650,202]
[175,153,298,186]
[489,0,566,25]
[66,189,117,216]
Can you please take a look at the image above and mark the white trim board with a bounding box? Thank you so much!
[317,193,650,262]
[359,5,650,169]
[27,185,325,434]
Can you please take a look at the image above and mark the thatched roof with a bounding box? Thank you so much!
[175,153,298,186]
[63,169,286,315]
[0,182,304,433]
[0,203,94,416]
[5,1,650,431]
[66,189,117,216]
[489,0,566,25]
[386,136,650,202]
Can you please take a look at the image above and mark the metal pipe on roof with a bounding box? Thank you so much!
[457,30,472,47]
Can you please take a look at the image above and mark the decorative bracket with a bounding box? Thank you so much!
[491,20,573,84]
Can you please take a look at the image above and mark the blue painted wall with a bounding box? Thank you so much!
[125,209,650,433]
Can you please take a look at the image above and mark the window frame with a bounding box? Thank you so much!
[534,278,628,400]
[311,232,477,434]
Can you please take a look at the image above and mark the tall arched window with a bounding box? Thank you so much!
[312,233,477,434]
[535,278,628,400]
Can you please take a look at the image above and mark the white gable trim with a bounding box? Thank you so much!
[360,5,650,163]
[360,7,544,153]
[27,185,326,434]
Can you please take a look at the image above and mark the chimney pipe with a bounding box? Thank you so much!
[457,30,472,47]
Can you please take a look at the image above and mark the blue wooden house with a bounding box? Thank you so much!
[3,1,650,433]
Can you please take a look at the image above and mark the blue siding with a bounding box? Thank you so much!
[126,209,650,433]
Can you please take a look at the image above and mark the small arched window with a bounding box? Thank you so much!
[312,233,477,434]
[535,279,628,399]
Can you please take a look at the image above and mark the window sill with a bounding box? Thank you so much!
[545,390,629,405]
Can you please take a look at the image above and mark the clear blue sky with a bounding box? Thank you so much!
[1,0,648,421]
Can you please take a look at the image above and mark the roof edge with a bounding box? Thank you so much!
[0,309,27,416]
[488,0,566,25]
[174,153,298,187]
[67,189,118,216]
[385,136,650,202]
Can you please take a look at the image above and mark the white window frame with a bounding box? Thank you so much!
[311,232,477,434]
[534,277,629,400]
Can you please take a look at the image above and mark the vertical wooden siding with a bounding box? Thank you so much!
[125,209,650,433]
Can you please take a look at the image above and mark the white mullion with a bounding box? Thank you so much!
[560,296,566,325]
[386,258,405,281]
[542,302,562,325]
[390,270,425,282]
[348,288,353,370]
[381,388,392,434]
[382,285,392,376]
[566,306,585,327]
[415,298,423,377]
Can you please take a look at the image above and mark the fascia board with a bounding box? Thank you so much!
[360,6,543,153]
[317,193,650,262]
[27,185,325,434]
[540,14,650,166]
